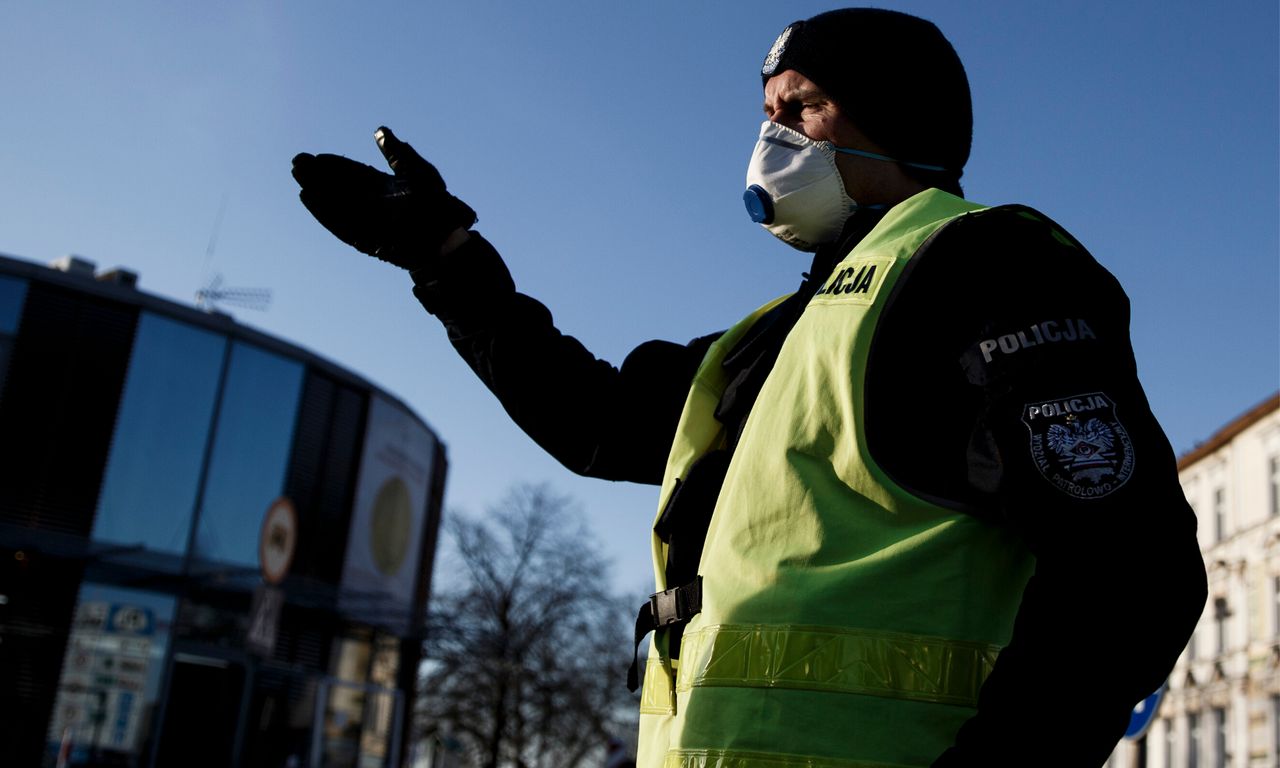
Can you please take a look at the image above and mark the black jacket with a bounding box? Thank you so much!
[410,203,1207,767]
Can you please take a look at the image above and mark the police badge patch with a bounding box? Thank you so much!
[1022,392,1135,499]
[762,25,794,76]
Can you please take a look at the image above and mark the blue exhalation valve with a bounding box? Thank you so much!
[744,185,775,224]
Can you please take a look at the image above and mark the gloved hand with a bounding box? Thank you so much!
[291,126,476,270]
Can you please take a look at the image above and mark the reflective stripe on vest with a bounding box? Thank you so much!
[677,624,999,708]
[641,656,677,715]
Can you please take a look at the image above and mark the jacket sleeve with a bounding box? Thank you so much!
[408,232,719,485]
[930,210,1208,767]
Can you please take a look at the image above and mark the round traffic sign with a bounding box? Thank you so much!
[259,497,298,585]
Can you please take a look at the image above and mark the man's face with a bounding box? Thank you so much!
[762,69,860,147]
[762,69,921,207]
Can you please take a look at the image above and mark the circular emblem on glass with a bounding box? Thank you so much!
[369,477,413,575]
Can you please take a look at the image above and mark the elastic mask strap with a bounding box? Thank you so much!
[832,145,948,173]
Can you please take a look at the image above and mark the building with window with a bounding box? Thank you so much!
[1107,393,1280,767]
[0,253,447,767]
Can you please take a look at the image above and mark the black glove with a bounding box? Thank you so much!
[291,126,476,270]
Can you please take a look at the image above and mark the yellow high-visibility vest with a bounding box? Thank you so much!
[638,189,1035,768]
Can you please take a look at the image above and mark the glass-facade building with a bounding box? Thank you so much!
[0,254,447,767]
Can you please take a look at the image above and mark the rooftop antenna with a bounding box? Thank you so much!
[194,194,272,313]
[196,273,272,312]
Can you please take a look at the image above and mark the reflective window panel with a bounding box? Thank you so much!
[0,274,28,333]
[195,341,304,568]
[91,313,227,557]
[0,274,28,396]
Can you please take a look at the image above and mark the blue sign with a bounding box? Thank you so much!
[1125,683,1166,740]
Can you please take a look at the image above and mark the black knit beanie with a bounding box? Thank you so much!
[761,8,971,192]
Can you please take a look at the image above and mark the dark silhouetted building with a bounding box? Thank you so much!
[0,253,446,767]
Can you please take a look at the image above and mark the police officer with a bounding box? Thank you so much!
[292,9,1206,766]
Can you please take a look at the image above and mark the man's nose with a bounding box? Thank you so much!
[767,114,800,133]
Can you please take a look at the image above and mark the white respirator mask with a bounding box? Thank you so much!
[744,120,945,251]
[744,121,858,251]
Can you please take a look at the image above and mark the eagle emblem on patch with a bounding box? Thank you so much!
[762,25,794,76]
[1021,392,1135,499]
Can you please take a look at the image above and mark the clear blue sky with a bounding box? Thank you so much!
[2,1,1276,592]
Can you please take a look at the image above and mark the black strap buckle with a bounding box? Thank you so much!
[649,580,699,627]
[627,576,703,692]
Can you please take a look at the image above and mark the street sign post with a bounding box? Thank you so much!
[247,498,296,657]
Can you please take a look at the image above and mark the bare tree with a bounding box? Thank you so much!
[417,484,638,768]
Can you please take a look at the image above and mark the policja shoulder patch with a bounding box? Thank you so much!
[1021,392,1135,499]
